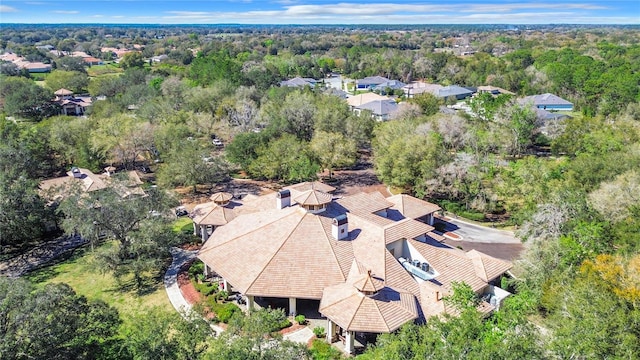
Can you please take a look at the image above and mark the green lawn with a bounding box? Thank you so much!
[172,217,194,234]
[26,243,173,324]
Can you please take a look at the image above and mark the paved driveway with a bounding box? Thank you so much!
[435,216,524,261]
[439,216,520,244]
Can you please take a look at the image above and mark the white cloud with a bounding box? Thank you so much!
[52,10,79,14]
[0,5,18,12]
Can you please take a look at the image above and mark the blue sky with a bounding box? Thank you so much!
[1,1,638,24]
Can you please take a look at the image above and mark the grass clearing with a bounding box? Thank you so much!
[26,243,173,325]
[172,217,194,234]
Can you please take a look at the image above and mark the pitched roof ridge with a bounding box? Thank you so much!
[245,210,308,294]
[370,293,391,332]
[345,293,366,331]
[199,207,297,254]
[315,215,348,282]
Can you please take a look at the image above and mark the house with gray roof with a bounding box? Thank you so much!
[356,76,391,90]
[355,99,398,121]
[435,85,474,100]
[280,77,318,88]
[520,93,573,111]
[371,80,406,94]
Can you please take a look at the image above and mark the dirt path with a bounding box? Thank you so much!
[0,235,87,278]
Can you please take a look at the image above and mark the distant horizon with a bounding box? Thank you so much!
[1,1,638,25]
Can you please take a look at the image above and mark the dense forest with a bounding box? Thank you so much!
[1,24,639,359]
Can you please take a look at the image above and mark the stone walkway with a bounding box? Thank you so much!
[163,246,315,343]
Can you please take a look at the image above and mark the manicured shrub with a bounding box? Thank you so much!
[294,314,306,325]
[310,339,344,359]
[211,302,241,323]
[188,260,204,278]
[313,326,326,338]
[193,280,218,296]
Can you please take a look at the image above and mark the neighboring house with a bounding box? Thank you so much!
[346,92,391,109]
[520,93,573,111]
[151,54,169,63]
[356,76,390,90]
[354,99,398,121]
[198,183,512,354]
[323,87,348,99]
[82,57,103,66]
[371,80,406,94]
[477,85,514,96]
[39,167,144,202]
[100,47,132,58]
[402,82,444,98]
[53,88,93,116]
[533,107,572,138]
[434,85,474,100]
[0,53,52,73]
[279,77,318,88]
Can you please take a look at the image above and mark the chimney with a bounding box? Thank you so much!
[332,214,348,240]
[276,190,291,209]
[71,167,82,178]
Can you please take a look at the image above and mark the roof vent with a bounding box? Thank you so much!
[332,214,348,240]
[276,189,291,209]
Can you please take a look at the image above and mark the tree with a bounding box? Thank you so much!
[156,142,229,193]
[264,91,317,141]
[410,92,441,116]
[57,180,179,291]
[120,52,145,69]
[495,103,537,156]
[588,170,640,223]
[249,134,319,182]
[225,132,266,170]
[55,56,87,73]
[0,76,58,120]
[0,145,49,251]
[47,116,103,170]
[45,70,89,93]
[546,254,640,359]
[373,120,448,196]
[310,131,357,178]
[122,308,213,360]
[205,308,310,360]
[0,278,121,360]
[90,115,155,169]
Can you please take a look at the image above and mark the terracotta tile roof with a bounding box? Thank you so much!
[319,264,418,333]
[198,206,348,299]
[197,185,512,331]
[386,194,441,219]
[210,192,233,204]
[39,168,143,199]
[408,237,511,293]
[466,250,513,282]
[285,181,336,194]
[336,192,393,216]
[54,88,73,96]
[293,189,333,206]
[192,202,236,226]
[383,218,434,245]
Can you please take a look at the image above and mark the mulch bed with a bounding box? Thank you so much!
[279,322,307,335]
[177,271,203,305]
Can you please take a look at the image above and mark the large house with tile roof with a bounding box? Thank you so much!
[197,183,512,354]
